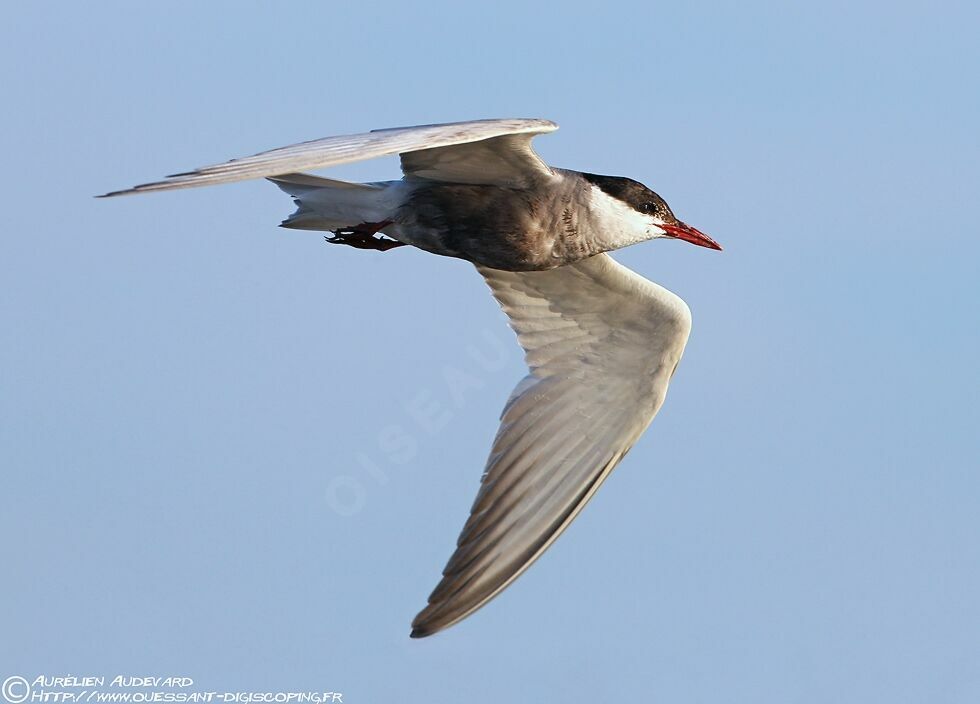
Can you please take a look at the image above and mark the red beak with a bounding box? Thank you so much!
[660,221,722,251]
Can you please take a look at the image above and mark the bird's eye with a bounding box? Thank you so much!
[640,202,656,214]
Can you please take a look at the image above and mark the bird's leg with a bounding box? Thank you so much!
[325,220,405,252]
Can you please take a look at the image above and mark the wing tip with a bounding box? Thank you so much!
[409,599,465,639]
[96,181,171,198]
[97,186,146,198]
[409,605,440,639]
[95,188,152,198]
[409,612,455,639]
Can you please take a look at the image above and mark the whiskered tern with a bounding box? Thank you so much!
[101,118,722,637]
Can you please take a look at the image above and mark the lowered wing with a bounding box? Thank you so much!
[411,253,693,637]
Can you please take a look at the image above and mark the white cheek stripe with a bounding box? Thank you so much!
[587,186,665,247]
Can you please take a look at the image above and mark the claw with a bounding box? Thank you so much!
[324,221,405,252]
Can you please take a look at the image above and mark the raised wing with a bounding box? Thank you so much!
[400,132,554,187]
[98,118,557,197]
[410,254,693,637]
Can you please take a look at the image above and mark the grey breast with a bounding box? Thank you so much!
[396,173,603,272]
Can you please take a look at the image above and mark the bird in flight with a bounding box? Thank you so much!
[101,118,722,638]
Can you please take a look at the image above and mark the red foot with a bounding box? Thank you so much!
[325,221,405,252]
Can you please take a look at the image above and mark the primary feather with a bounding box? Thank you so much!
[98,118,557,196]
[410,253,692,637]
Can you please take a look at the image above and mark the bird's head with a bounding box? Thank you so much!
[581,172,722,251]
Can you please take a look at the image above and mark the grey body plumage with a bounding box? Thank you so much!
[389,169,608,271]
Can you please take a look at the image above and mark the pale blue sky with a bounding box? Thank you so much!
[2,1,979,701]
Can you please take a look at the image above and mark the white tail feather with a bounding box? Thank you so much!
[268,173,395,231]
